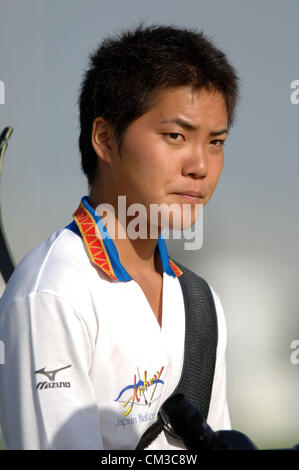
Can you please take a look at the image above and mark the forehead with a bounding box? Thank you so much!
[144,86,228,128]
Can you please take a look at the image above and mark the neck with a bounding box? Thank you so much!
[88,192,162,278]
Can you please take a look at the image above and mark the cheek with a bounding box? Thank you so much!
[120,132,177,197]
[119,149,162,201]
[123,142,167,182]
[211,155,224,184]
[204,157,223,203]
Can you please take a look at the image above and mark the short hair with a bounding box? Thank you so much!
[79,24,239,187]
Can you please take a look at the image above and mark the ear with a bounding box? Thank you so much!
[91,117,115,165]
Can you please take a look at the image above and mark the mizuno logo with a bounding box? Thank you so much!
[35,364,72,382]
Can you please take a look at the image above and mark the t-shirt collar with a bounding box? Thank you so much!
[66,196,183,282]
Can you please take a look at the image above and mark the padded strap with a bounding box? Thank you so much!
[135,261,218,450]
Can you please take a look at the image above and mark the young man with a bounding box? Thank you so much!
[0,24,239,450]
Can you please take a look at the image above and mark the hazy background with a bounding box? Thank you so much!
[0,0,299,449]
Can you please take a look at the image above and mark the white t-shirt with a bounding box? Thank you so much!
[0,196,230,450]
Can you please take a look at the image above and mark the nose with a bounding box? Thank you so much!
[182,144,208,179]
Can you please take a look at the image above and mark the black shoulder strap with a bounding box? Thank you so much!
[135,261,218,450]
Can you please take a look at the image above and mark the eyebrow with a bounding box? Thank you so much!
[160,118,228,136]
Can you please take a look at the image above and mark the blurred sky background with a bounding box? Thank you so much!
[0,0,299,449]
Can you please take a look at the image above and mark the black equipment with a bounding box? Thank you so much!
[136,264,218,449]
[159,393,299,451]
[0,126,15,284]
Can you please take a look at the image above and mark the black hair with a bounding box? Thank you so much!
[79,24,239,187]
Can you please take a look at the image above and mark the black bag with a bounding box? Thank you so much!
[136,261,218,449]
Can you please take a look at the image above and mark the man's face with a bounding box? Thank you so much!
[106,86,228,230]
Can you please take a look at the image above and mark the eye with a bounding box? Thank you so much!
[164,133,184,142]
[210,139,226,147]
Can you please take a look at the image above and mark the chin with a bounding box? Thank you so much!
[167,212,200,232]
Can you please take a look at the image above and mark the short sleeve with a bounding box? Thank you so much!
[0,292,103,449]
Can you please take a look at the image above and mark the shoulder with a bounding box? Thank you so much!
[172,260,227,349]
[172,260,219,308]
[0,228,103,315]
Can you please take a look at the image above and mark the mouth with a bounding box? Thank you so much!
[173,192,204,203]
